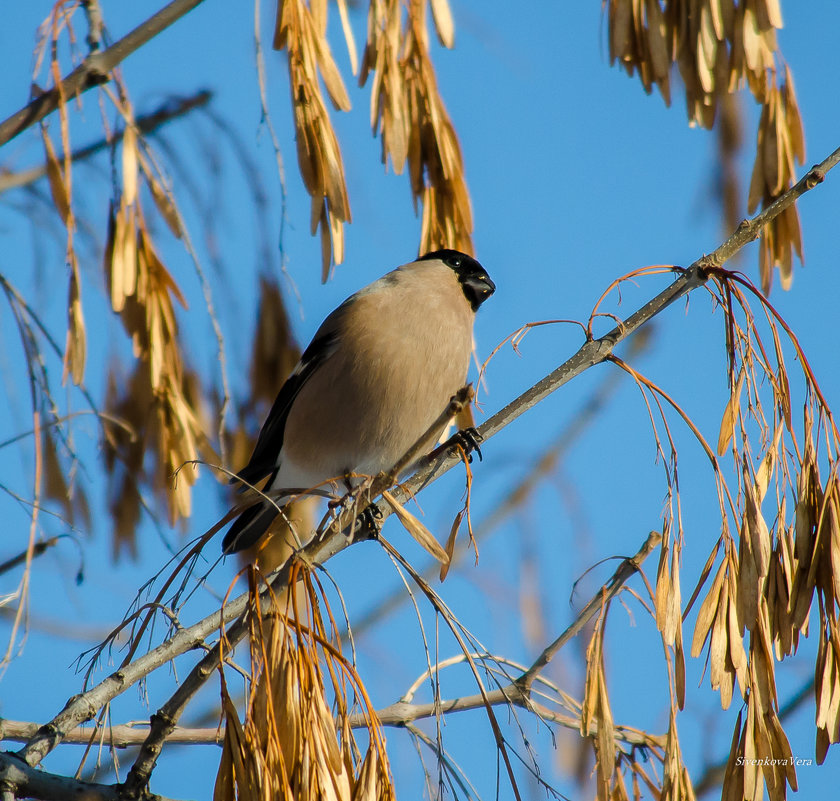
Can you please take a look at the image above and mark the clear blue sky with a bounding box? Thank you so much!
[1,2,839,798]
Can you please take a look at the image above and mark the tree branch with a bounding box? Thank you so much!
[1,719,222,748]
[0,752,180,801]
[346,530,660,739]
[517,530,662,691]
[0,90,211,195]
[0,0,208,148]
[16,142,840,792]
[359,144,840,536]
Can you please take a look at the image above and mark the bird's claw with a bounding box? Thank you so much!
[351,503,383,541]
[450,427,483,463]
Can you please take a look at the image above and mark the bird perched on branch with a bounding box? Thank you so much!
[222,249,496,554]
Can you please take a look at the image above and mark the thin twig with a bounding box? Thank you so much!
[0,0,208,147]
[0,538,61,577]
[517,531,662,691]
[0,720,222,748]
[0,91,212,195]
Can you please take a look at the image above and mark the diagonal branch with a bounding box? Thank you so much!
[343,529,663,751]
[0,90,211,195]
[353,143,840,538]
[516,530,662,692]
[0,0,208,148]
[17,141,840,789]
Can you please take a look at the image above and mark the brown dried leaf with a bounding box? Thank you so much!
[214,695,253,801]
[42,127,70,224]
[336,0,358,75]
[744,462,772,578]
[383,490,449,564]
[674,623,686,711]
[717,368,745,456]
[762,89,781,195]
[147,173,182,238]
[63,264,86,385]
[747,131,766,215]
[754,423,783,504]
[783,65,805,163]
[691,558,726,657]
[722,709,745,801]
[430,0,455,48]
[316,38,352,112]
[122,123,138,207]
[655,544,672,634]
[439,508,464,582]
[763,0,784,30]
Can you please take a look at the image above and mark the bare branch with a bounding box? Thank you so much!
[517,531,662,692]
[355,694,661,749]
[16,141,840,790]
[0,91,212,196]
[1,720,222,748]
[378,144,840,521]
[0,538,61,577]
[0,0,208,147]
[0,752,181,801]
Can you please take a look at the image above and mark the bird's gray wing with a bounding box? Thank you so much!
[232,300,349,487]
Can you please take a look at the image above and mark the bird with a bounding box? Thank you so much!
[222,249,496,554]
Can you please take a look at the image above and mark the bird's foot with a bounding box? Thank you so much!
[351,503,382,542]
[447,427,484,463]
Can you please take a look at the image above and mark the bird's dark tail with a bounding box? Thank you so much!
[222,503,279,554]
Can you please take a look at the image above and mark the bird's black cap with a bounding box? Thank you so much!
[419,249,496,311]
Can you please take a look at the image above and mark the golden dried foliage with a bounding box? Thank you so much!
[101,106,215,533]
[748,67,804,291]
[590,263,840,798]
[579,599,697,801]
[605,0,805,292]
[272,0,473,276]
[104,360,213,558]
[39,26,87,386]
[37,6,88,385]
[27,5,216,549]
[214,565,395,801]
[273,0,353,281]
[360,0,473,255]
[582,608,616,801]
[659,710,696,801]
[685,270,840,798]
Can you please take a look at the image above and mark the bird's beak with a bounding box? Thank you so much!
[464,273,496,303]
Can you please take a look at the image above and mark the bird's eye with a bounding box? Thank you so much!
[448,256,462,268]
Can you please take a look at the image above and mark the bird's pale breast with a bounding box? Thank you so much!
[280,265,474,486]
